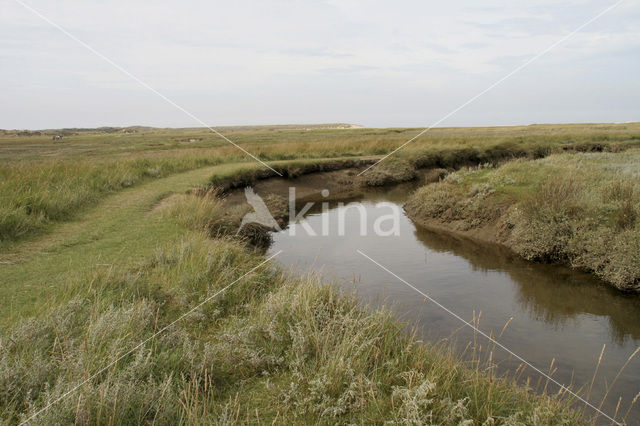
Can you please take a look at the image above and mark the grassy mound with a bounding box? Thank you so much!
[406,150,640,291]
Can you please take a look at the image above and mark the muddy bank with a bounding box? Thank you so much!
[404,211,510,249]
[207,137,633,204]
[404,154,640,293]
[405,200,640,293]
[223,166,449,217]
[208,158,378,193]
[207,136,625,196]
[267,190,640,421]
[207,151,639,293]
[213,163,444,249]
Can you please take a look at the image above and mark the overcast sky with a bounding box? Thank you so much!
[1,0,638,129]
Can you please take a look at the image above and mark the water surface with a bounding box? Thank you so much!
[268,185,640,424]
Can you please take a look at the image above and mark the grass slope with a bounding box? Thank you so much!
[406,149,640,291]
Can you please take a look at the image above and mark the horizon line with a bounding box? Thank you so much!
[3,120,639,133]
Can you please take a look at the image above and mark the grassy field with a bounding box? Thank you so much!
[2,123,640,423]
[406,149,640,291]
[3,123,640,242]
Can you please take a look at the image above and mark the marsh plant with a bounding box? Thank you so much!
[406,150,640,291]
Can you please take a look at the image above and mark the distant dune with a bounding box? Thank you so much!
[1,123,365,136]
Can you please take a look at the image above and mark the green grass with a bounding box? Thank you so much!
[406,149,640,291]
[3,122,640,243]
[0,153,229,241]
[2,123,639,423]
[0,159,323,325]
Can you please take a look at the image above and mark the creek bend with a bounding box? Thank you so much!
[253,180,640,423]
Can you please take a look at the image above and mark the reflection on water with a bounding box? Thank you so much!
[268,185,640,424]
[413,226,640,344]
